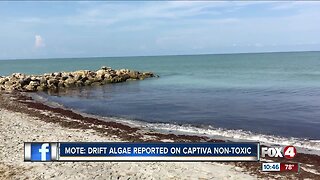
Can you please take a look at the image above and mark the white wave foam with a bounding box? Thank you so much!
[144,123,320,154]
[111,119,320,155]
[30,93,320,155]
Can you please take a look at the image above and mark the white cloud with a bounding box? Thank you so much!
[35,35,45,48]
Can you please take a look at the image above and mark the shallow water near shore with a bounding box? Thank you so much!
[1,51,320,145]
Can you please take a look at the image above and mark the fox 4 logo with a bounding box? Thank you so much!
[261,146,297,159]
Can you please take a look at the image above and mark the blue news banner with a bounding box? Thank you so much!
[24,142,259,162]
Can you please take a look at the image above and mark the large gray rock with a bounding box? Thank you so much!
[30,76,37,81]
[48,79,59,86]
[29,80,40,87]
[58,80,65,88]
[84,80,92,86]
[25,84,36,91]
[96,69,106,76]
[4,81,13,87]
[37,84,48,91]
[101,66,111,70]
[73,70,91,77]
[19,77,31,87]
[91,82,101,86]
[75,81,84,87]
[104,74,111,79]
[79,76,88,82]
[0,66,157,92]
[128,71,140,79]
[0,77,8,85]
[64,78,76,88]
[47,84,58,90]
[74,74,82,81]
[12,73,25,79]
[39,77,47,84]
[53,72,62,77]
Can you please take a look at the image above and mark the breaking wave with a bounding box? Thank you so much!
[113,118,320,155]
[30,92,320,155]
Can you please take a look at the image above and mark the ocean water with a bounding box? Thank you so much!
[1,51,320,149]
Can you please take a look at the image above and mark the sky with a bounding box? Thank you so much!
[0,1,320,60]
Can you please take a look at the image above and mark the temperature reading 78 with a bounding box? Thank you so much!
[285,164,294,170]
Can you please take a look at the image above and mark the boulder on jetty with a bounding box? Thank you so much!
[0,66,158,92]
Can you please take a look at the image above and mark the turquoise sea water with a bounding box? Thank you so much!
[1,51,320,142]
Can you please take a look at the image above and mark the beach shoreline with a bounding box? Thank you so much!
[0,91,319,179]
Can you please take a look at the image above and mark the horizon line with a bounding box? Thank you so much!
[1,50,319,61]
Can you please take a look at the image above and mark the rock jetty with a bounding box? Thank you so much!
[0,66,158,92]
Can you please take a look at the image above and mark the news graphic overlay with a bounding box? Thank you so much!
[262,163,300,172]
[261,145,299,173]
[24,142,58,161]
[24,142,259,162]
[261,146,297,159]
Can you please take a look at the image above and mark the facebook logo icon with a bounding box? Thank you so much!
[39,144,50,161]
[32,143,51,161]
[24,142,58,162]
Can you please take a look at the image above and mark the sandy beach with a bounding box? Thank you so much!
[0,92,319,179]
[0,93,256,180]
